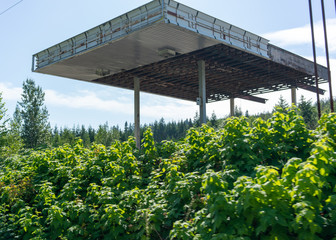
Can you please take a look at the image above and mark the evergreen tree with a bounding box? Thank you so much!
[234,106,243,117]
[95,122,113,146]
[274,95,289,111]
[157,118,166,141]
[51,126,61,147]
[121,121,133,141]
[319,98,336,115]
[11,105,22,135]
[209,111,218,128]
[80,125,91,147]
[17,79,50,148]
[177,120,185,138]
[193,112,200,127]
[298,95,318,129]
[73,125,81,138]
[88,126,95,143]
[0,92,8,147]
[0,94,23,157]
[111,126,121,142]
[60,127,75,145]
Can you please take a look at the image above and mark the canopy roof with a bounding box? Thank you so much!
[33,0,328,103]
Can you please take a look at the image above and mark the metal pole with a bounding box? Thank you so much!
[162,0,164,17]
[308,0,322,118]
[134,77,140,149]
[198,60,207,124]
[321,0,334,112]
[291,87,297,106]
[230,98,235,116]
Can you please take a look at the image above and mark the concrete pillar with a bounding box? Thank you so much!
[134,77,140,149]
[291,87,297,106]
[198,60,207,124]
[230,98,235,117]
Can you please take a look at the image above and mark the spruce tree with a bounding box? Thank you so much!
[274,95,289,111]
[298,95,318,129]
[18,79,50,148]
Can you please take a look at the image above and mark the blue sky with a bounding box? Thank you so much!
[0,0,335,128]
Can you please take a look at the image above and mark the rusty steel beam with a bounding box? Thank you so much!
[298,84,325,95]
[237,95,268,104]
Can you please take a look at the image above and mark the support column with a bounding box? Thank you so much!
[134,77,140,149]
[291,87,297,106]
[198,60,207,124]
[230,98,235,117]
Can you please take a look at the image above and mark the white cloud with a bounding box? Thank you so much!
[0,83,22,101]
[45,89,133,114]
[0,81,197,120]
[44,88,197,120]
[263,18,336,53]
[141,100,196,120]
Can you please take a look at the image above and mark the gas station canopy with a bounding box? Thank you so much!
[32,0,328,103]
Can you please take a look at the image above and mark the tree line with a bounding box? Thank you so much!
[0,79,196,154]
[0,79,335,154]
[50,118,194,148]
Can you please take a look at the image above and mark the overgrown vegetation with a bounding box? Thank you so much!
[1,80,336,239]
[1,106,336,239]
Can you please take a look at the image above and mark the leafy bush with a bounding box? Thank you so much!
[1,108,336,239]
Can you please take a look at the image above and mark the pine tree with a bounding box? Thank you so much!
[18,79,50,148]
